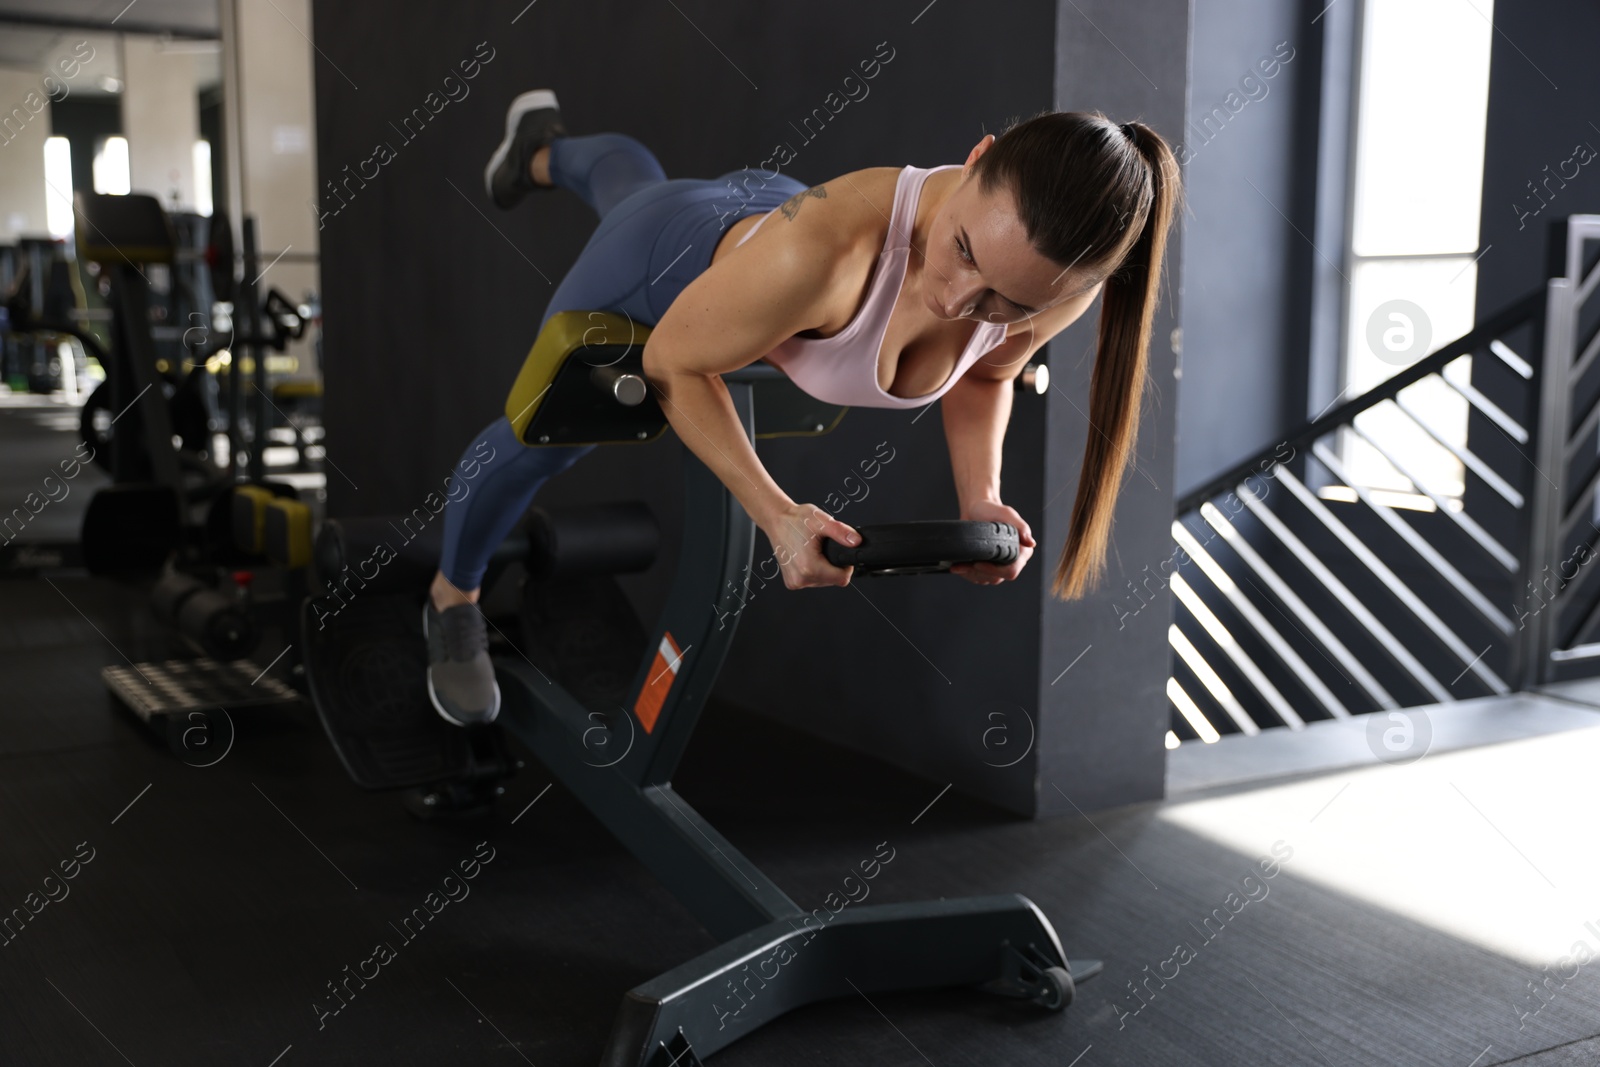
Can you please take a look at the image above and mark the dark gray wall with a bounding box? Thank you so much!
[1174,0,1325,496]
[1474,2,1600,315]
[1040,0,1190,815]
[724,0,1197,819]
[721,384,1053,816]
[311,0,1111,815]
[309,0,1204,817]
[682,9,1060,818]
[1460,1,1600,612]
[310,0,1054,519]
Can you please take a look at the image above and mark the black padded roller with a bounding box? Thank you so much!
[526,502,659,580]
[313,515,451,596]
[313,514,526,596]
[823,520,1020,576]
[313,502,659,596]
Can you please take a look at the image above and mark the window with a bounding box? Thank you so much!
[92,135,131,196]
[44,137,75,238]
[193,140,213,216]
[1328,0,1495,510]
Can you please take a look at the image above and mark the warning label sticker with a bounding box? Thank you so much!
[633,632,684,733]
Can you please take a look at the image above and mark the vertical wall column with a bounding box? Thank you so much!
[219,0,320,376]
[120,36,199,210]
[1033,0,1192,815]
[1175,3,1326,495]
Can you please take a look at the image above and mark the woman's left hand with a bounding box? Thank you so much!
[951,500,1035,585]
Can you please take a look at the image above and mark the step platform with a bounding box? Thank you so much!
[102,656,300,760]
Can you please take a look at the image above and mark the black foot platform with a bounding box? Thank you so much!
[300,592,513,809]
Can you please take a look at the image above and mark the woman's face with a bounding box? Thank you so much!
[921,153,1079,327]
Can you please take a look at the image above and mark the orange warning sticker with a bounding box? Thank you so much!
[633,631,684,733]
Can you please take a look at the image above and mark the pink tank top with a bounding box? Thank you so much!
[733,165,1010,410]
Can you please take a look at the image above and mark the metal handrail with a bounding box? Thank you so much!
[1177,288,1545,513]
[1167,266,1558,741]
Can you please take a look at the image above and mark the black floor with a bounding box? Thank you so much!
[5,400,1600,1066]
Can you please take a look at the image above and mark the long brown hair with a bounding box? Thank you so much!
[972,111,1181,601]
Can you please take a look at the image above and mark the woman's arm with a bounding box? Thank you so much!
[941,351,1033,586]
[941,284,1103,584]
[942,371,1014,514]
[641,184,867,588]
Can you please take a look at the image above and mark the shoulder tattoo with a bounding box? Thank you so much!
[778,184,828,221]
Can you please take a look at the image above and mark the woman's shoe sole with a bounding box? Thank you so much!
[483,88,560,204]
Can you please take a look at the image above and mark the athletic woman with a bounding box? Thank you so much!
[423,89,1180,726]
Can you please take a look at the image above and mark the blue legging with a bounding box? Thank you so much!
[439,133,806,590]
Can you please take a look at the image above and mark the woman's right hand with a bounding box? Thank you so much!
[761,502,859,589]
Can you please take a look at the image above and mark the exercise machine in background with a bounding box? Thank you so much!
[66,192,319,754]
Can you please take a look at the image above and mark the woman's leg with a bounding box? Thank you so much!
[433,419,591,605]
[434,133,669,610]
[435,161,809,607]
[428,137,803,722]
[545,133,668,219]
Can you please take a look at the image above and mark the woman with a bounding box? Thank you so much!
[423,89,1180,726]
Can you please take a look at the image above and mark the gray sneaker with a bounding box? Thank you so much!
[484,89,566,210]
[424,602,501,726]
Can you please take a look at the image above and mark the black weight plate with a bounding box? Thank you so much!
[823,520,1019,576]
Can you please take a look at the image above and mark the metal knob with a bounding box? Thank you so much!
[591,365,648,407]
[1018,362,1049,395]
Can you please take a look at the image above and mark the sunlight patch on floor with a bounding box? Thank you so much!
[1158,725,1600,967]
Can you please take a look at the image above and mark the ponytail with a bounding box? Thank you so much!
[969,111,1181,599]
[1050,122,1180,601]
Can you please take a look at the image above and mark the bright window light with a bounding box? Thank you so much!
[1350,0,1494,256]
[44,137,75,237]
[1344,258,1482,396]
[1339,0,1494,503]
[1340,256,1480,497]
[93,136,131,195]
[193,140,213,217]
